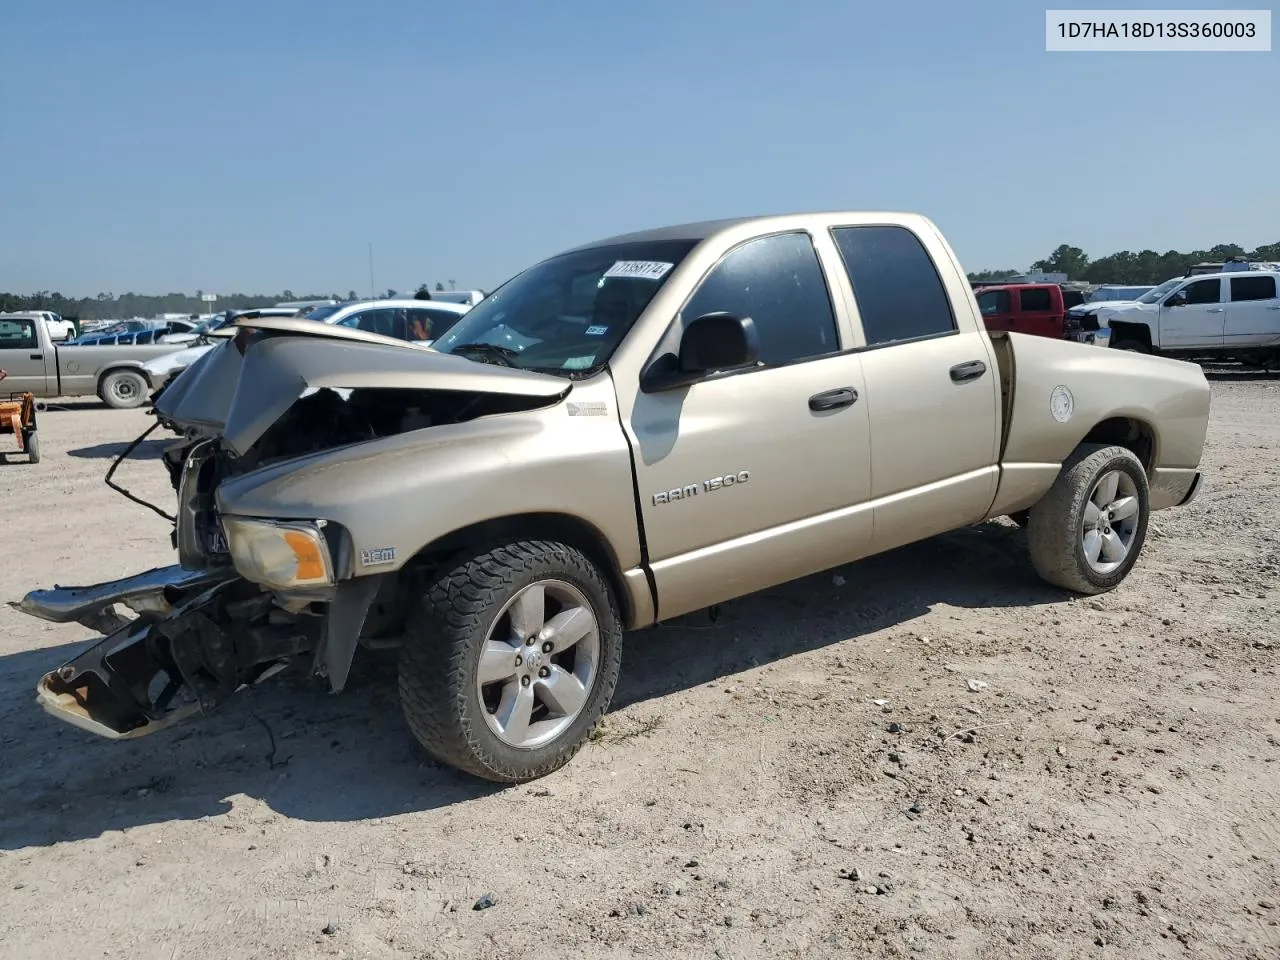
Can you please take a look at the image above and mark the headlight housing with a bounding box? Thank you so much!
[220,517,334,590]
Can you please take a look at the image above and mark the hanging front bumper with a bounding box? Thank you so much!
[21,567,242,739]
[11,564,221,634]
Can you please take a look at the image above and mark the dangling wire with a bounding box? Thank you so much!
[104,421,177,523]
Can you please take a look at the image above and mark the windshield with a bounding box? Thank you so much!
[187,316,224,335]
[1138,279,1182,304]
[302,304,345,322]
[431,239,700,375]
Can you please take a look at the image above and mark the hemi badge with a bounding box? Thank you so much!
[567,401,608,417]
[361,547,397,566]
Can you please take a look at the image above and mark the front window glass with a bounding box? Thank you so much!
[1180,278,1222,305]
[432,239,700,375]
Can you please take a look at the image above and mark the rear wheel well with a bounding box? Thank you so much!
[1081,417,1155,473]
[367,514,634,641]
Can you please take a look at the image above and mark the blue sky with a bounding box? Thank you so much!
[1,0,1275,296]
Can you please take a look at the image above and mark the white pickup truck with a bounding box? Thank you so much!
[0,310,75,342]
[1091,269,1280,368]
[0,312,187,408]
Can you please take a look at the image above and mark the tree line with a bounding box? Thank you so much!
[9,238,1280,318]
[0,282,459,322]
[969,240,1280,285]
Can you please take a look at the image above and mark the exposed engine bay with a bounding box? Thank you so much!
[161,384,551,485]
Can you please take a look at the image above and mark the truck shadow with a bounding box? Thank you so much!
[67,438,170,460]
[1199,363,1278,382]
[0,520,1054,850]
[1202,370,1278,382]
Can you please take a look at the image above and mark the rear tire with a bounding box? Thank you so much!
[1111,339,1149,354]
[23,430,39,464]
[1027,444,1150,595]
[398,540,623,783]
[99,369,150,409]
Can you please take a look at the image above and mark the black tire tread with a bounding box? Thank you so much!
[1111,339,1149,354]
[1027,443,1149,595]
[398,539,622,783]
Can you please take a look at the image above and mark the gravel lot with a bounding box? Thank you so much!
[1,374,1277,960]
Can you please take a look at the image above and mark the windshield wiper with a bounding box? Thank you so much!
[450,342,521,367]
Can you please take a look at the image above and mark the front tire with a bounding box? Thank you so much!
[398,540,623,783]
[1110,339,1149,354]
[23,430,39,464]
[1027,444,1150,594]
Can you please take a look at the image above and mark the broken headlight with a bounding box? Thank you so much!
[220,517,334,590]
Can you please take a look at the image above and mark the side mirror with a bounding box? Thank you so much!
[640,312,760,392]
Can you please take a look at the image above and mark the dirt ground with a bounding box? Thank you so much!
[1,373,1277,960]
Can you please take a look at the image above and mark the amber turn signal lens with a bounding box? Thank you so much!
[283,530,328,582]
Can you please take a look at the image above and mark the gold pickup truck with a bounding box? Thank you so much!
[13,212,1211,783]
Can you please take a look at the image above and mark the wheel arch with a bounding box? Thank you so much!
[96,363,155,391]
[1107,320,1154,352]
[401,512,636,628]
[1079,416,1157,475]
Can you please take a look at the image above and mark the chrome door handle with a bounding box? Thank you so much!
[1207,308,1224,313]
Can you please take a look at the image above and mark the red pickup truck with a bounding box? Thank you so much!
[973,283,1088,341]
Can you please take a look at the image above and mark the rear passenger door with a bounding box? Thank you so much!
[1224,274,1280,347]
[828,224,1001,553]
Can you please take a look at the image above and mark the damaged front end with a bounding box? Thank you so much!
[20,567,313,739]
[13,318,571,741]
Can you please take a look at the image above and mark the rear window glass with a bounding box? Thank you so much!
[830,225,957,346]
[1020,288,1053,311]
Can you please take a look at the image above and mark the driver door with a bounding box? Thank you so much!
[1160,277,1225,348]
[0,318,52,395]
[622,231,873,621]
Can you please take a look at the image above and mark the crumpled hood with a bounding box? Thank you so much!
[153,318,572,456]
[1092,301,1152,325]
[1069,299,1140,316]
